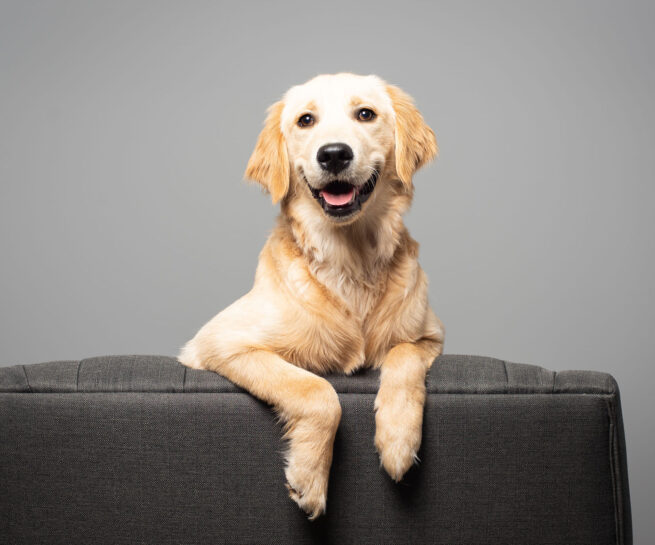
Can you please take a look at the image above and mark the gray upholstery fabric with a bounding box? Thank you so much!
[0,354,631,544]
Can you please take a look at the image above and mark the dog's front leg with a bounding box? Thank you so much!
[182,347,341,519]
[374,339,441,481]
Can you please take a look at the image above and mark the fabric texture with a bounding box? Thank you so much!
[0,354,631,544]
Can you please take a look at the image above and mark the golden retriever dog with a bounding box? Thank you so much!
[178,73,444,519]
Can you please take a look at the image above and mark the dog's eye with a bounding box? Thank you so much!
[297,113,315,128]
[357,108,376,122]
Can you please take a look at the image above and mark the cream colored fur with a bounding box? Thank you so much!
[178,73,444,519]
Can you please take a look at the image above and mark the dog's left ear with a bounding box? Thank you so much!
[386,85,438,189]
[245,101,290,204]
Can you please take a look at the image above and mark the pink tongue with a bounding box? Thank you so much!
[320,188,355,206]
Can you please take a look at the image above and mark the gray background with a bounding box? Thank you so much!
[1,0,652,539]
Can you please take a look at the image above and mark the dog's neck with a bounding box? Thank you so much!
[281,186,413,316]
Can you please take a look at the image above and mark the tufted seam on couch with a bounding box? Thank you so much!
[21,365,32,393]
[75,360,82,392]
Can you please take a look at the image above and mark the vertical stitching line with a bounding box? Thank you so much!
[605,397,622,544]
[76,360,83,392]
[21,365,32,393]
[182,366,187,393]
[501,360,508,392]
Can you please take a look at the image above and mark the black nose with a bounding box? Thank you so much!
[317,143,353,174]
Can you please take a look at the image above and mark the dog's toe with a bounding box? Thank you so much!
[376,436,419,482]
[285,481,303,501]
[284,471,327,520]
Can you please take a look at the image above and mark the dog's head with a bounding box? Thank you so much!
[245,73,437,224]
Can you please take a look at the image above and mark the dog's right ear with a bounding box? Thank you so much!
[245,101,290,204]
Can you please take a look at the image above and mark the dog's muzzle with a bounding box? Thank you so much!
[304,170,379,219]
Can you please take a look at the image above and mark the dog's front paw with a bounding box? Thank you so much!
[284,462,328,520]
[374,385,424,482]
[283,395,340,520]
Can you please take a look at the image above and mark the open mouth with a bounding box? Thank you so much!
[304,170,379,219]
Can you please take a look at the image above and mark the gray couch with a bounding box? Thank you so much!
[0,354,631,544]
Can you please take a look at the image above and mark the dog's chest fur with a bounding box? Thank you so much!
[264,217,425,374]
